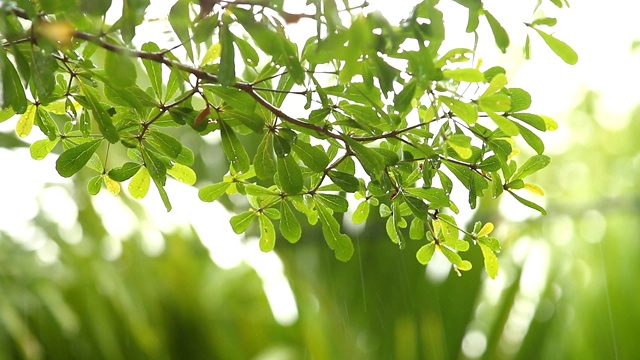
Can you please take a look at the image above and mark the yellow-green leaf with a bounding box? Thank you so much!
[481,73,507,97]
[476,222,494,237]
[30,138,59,160]
[15,104,36,138]
[416,243,436,265]
[167,163,197,185]
[104,176,121,195]
[199,182,231,202]
[258,215,276,252]
[480,243,499,279]
[532,27,578,65]
[129,166,151,199]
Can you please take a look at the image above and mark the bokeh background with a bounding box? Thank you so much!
[1,1,639,359]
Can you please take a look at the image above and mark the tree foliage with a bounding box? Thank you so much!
[0,0,574,275]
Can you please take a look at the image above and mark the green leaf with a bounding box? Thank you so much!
[245,184,279,197]
[292,141,330,172]
[512,155,551,180]
[478,236,501,252]
[532,17,557,27]
[119,0,150,43]
[480,243,499,279]
[316,194,349,213]
[280,201,302,243]
[443,68,485,82]
[141,42,163,99]
[219,22,235,86]
[327,170,360,192]
[78,79,120,143]
[87,175,102,195]
[258,215,276,252]
[35,108,58,140]
[167,163,196,185]
[403,195,430,221]
[146,130,182,159]
[0,108,14,123]
[206,86,257,115]
[531,27,578,65]
[416,243,436,265]
[15,104,36,138]
[508,88,532,112]
[315,199,354,262]
[478,93,511,112]
[439,245,464,267]
[30,138,59,160]
[168,0,193,61]
[200,43,221,66]
[440,96,477,124]
[129,166,150,199]
[515,123,545,154]
[254,133,276,180]
[394,79,417,113]
[511,113,546,131]
[104,50,137,88]
[32,50,57,99]
[233,34,259,67]
[219,119,250,173]
[230,210,256,234]
[508,190,547,215]
[410,218,424,240]
[142,148,167,186]
[486,110,519,136]
[1,54,28,113]
[223,109,265,134]
[308,108,331,124]
[404,187,449,209]
[277,155,303,194]
[199,182,231,202]
[343,137,385,180]
[481,72,507,97]
[152,177,172,211]
[484,10,509,53]
[352,201,370,225]
[108,162,141,181]
[55,139,102,178]
[447,134,473,159]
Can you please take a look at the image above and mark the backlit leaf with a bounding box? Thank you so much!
[531,27,578,65]
[129,166,150,199]
[16,104,36,138]
[512,154,551,180]
[259,215,276,252]
[480,243,499,278]
[199,182,231,202]
[30,138,58,160]
[230,210,256,234]
[416,243,436,265]
[167,163,196,185]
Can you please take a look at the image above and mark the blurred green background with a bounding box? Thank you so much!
[2,2,640,359]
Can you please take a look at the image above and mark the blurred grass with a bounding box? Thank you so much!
[1,90,640,359]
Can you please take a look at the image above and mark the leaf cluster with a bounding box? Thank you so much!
[0,0,573,276]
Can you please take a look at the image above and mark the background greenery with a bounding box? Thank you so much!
[1,1,639,360]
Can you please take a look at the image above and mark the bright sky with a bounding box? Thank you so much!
[1,0,639,334]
